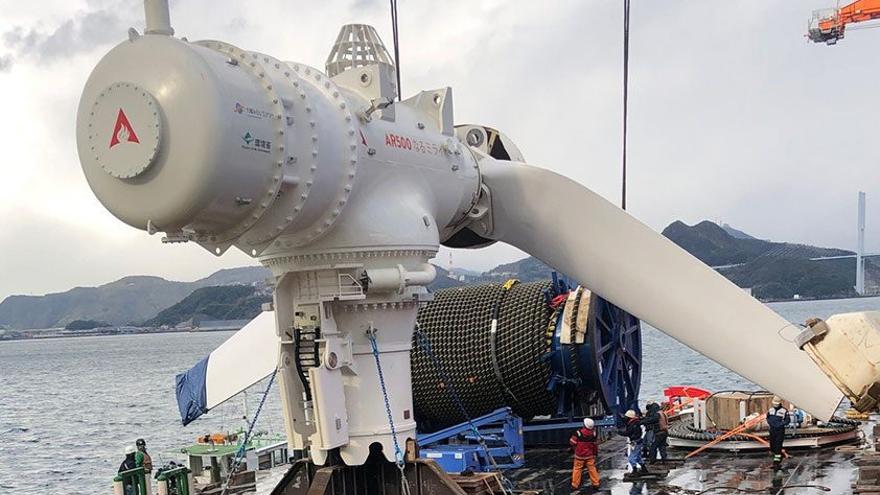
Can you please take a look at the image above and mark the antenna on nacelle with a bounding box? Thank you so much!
[143,0,173,36]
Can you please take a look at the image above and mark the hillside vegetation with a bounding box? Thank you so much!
[144,285,271,327]
[662,221,872,299]
[0,267,271,329]
[471,221,875,300]
[64,319,110,330]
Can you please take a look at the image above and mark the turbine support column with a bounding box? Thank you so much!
[271,258,430,466]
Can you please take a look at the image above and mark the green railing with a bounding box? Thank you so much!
[157,466,191,495]
[114,467,147,494]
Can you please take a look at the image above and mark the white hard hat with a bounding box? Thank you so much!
[124,445,137,455]
[625,410,637,419]
[583,418,595,429]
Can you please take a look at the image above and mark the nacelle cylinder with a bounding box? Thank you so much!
[77,33,480,257]
[77,35,356,252]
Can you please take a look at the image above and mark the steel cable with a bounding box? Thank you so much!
[389,0,401,100]
[621,0,630,210]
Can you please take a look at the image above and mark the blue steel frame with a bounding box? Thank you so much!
[417,407,524,472]
[578,297,642,415]
[418,409,618,474]
[544,273,642,418]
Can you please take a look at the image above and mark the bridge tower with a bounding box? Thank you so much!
[857,191,866,295]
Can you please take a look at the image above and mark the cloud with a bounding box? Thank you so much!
[0,0,877,302]
[0,208,257,301]
[2,2,137,64]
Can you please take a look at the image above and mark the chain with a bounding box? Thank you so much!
[414,323,514,495]
[366,326,411,495]
[220,369,277,495]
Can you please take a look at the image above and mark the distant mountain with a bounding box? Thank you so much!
[721,223,757,240]
[3,220,872,329]
[430,265,468,290]
[0,267,271,329]
[661,221,850,267]
[448,267,482,277]
[0,264,465,330]
[478,221,875,300]
[150,267,465,326]
[145,285,271,327]
[483,256,552,283]
[662,220,769,267]
[662,221,871,299]
[723,256,860,300]
[65,319,110,331]
[198,267,271,286]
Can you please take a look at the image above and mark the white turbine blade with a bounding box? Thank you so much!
[205,310,279,409]
[479,159,843,420]
[176,311,278,424]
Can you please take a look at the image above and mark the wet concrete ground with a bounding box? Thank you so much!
[506,436,865,495]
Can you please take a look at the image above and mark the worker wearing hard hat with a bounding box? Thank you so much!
[620,409,648,474]
[766,397,790,468]
[118,445,138,494]
[118,445,137,473]
[569,417,600,492]
[641,401,669,464]
[135,438,153,475]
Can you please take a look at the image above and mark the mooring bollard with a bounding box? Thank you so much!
[155,466,193,495]
[156,473,168,495]
[114,467,147,495]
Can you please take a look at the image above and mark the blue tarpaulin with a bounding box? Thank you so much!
[175,356,209,426]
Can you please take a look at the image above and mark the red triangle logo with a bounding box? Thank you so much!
[109,109,140,148]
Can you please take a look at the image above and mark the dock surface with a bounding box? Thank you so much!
[252,434,865,494]
[507,436,861,494]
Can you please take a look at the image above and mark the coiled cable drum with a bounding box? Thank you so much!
[412,281,556,430]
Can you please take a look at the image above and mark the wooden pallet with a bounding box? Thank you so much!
[854,452,880,495]
[446,472,538,495]
[621,467,669,482]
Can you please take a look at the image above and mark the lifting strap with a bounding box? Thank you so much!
[489,280,523,410]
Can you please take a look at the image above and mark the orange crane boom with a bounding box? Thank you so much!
[808,0,880,44]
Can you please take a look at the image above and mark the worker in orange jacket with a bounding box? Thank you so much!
[569,418,600,492]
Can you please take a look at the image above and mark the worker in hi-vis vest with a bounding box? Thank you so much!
[569,418,600,491]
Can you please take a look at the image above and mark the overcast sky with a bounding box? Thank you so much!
[0,0,877,301]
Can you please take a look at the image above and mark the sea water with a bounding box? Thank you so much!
[1,296,878,494]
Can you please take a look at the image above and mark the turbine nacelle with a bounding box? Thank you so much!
[76,26,478,260]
